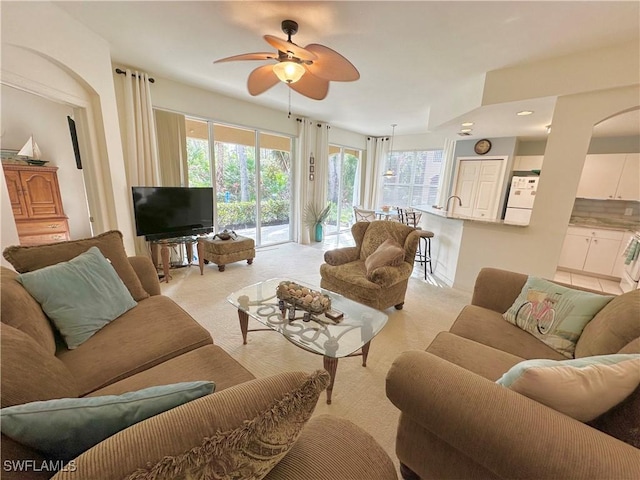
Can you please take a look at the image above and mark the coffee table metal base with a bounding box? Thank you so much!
[236,308,371,404]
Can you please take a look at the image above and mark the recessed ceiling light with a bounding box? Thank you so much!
[517,110,534,116]
[460,128,472,133]
[461,122,474,127]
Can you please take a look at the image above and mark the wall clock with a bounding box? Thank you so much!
[474,139,492,155]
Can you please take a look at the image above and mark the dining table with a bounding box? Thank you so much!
[374,209,399,221]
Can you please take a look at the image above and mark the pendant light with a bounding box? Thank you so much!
[382,124,397,177]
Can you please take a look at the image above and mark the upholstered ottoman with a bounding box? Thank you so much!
[198,235,255,273]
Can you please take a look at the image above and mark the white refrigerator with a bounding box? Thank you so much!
[504,176,539,225]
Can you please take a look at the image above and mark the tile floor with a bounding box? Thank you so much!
[553,270,623,295]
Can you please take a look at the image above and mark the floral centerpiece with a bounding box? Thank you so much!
[276,281,331,314]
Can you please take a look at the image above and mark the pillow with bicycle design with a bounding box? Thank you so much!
[503,277,614,358]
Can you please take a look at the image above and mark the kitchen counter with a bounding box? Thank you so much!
[569,216,640,232]
[414,204,528,227]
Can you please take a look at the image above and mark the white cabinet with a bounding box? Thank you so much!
[513,155,544,171]
[576,153,640,200]
[558,231,592,270]
[615,153,640,201]
[558,226,626,276]
[452,157,505,220]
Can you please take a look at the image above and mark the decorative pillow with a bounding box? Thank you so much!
[503,277,614,358]
[497,354,640,422]
[588,383,640,448]
[364,239,404,276]
[17,246,137,349]
[3,230,149,301]
[124,370,330,480]
[0,381,214,462]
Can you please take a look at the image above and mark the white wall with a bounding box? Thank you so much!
[1,85,92,240]
[483,41,640,105]
[454,85,640,291]
[142,72,368,150]
[1,2,136,252]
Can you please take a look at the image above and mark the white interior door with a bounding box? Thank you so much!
[452,157,504,219]
[472,159,502,219]
[452,161,479,216]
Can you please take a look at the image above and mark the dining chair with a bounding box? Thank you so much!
[353,206,377,222]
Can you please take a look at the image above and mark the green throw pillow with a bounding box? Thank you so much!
[17,246,137,349]
[0,381,215,462]
[497,354,640,422]
[503,277,614,358]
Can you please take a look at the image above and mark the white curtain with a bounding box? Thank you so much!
[313,122,329,212]
[154,109,187,187]
[436,137,456,208]
[362,136,389,209]
[122,69,160,255]
[293,119,330,244]
[294,118,313,244]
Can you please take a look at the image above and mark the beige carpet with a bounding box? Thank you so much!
[160,241,471,475]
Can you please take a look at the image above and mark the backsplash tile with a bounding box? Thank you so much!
[572,199,639,221]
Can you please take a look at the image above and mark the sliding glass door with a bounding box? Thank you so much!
[212,124,257,242]
[259,133,292,244]
[185,118,292,246]
[326,146,361,239]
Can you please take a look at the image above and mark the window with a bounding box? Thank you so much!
[382,150,443,207]
[326,146,362,239]
[185,118,293,246]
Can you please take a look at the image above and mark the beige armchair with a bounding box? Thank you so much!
[320,221,419,310]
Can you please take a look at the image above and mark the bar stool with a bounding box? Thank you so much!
[398,208,434,279]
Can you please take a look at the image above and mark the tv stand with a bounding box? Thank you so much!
[149,236,198,283]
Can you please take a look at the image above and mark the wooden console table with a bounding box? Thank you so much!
[149,236,197,283]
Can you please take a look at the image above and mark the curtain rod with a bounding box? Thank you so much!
[115,68,155,83]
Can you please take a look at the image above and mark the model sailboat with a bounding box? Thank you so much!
[17,136,47,165]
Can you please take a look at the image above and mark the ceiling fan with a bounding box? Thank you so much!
[214,19,359,100]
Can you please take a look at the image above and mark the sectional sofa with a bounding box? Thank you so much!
[1,231,397,480]
[387,267,640,479]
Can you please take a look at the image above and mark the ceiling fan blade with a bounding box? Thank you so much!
[247,65,279,96]
[264,35,317,61]
[214,52,276,63]
[288,70,329,100]
[304,44,360,82]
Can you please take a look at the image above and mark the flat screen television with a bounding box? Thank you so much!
[132,186,214,240]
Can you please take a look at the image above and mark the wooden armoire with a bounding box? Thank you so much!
[3,163,70,245]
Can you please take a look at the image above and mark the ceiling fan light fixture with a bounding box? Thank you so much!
[273,60,305,84]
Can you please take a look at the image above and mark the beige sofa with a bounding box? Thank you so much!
[1,232,397,480]
[386,267,640,480]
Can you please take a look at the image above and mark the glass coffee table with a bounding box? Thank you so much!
[227,278,388,404]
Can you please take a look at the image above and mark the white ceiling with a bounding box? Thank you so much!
[56,1,640,139]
